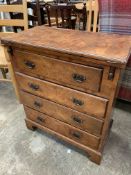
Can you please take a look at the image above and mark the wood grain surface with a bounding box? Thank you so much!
[20,91,103,136]
[1,26,131,67]
[3,26,130,165]
[16,73,108,118]
[25,106,100,149]
[12,49,103,93]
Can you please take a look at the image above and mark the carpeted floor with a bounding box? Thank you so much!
[0,82,131,175]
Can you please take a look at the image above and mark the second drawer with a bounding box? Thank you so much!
[16,73,108,119]
[20,91,103,136]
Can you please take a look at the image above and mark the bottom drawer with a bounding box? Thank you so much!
[24,106,100,150]
[20,91,103,136]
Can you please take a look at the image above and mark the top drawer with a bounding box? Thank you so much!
[12,50,103,93]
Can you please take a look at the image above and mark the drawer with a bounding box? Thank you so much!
[16,73,108,118]
[20,91,103,136]
[13,50,103,93]
[25,106,100,150]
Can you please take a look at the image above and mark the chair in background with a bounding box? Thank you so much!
[74,3,87,30]
[27,0,43,27]
[45,3,87,30]
[75,0,99,32]
[6,0,42,30]
[0,0,28,99]
[87,0,99,32]
[45,3,76,29]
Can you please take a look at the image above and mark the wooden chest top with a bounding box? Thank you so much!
[1,26,131,68]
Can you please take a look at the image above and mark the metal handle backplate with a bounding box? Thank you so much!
[72,131,81,139]
[72,116,83,124]
[72,98,84,106]
[24,60,35,69]
[28,83,39,91]
[7,47,13,55]
[72,73,86,83]
[37,116,45,123]
[34,101,42,108]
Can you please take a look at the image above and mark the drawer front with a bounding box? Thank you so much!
[20,91,103,136]
[16,73,108,118]
[13,50,103,93]
[25,106,100,149]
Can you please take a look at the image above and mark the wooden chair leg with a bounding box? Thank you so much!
[3,47,21,101]
[8,63,21,101]
[0,68,7,79]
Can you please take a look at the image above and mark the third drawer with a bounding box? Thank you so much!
[20,91,103,136]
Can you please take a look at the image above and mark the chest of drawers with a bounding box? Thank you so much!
[2,26,131,164]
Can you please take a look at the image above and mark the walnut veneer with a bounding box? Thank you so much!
[2,26,131,164]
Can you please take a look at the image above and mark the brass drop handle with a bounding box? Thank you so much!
[24,60,35,69]
[72,73,86,83]
[72,116,83,124]
[72,131,81,139]
[37,116,45,123]
[72,98,84,106]
[28,83,39,91]
[34,101,42,108]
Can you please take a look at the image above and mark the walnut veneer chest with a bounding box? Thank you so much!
[2,26,131,164]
